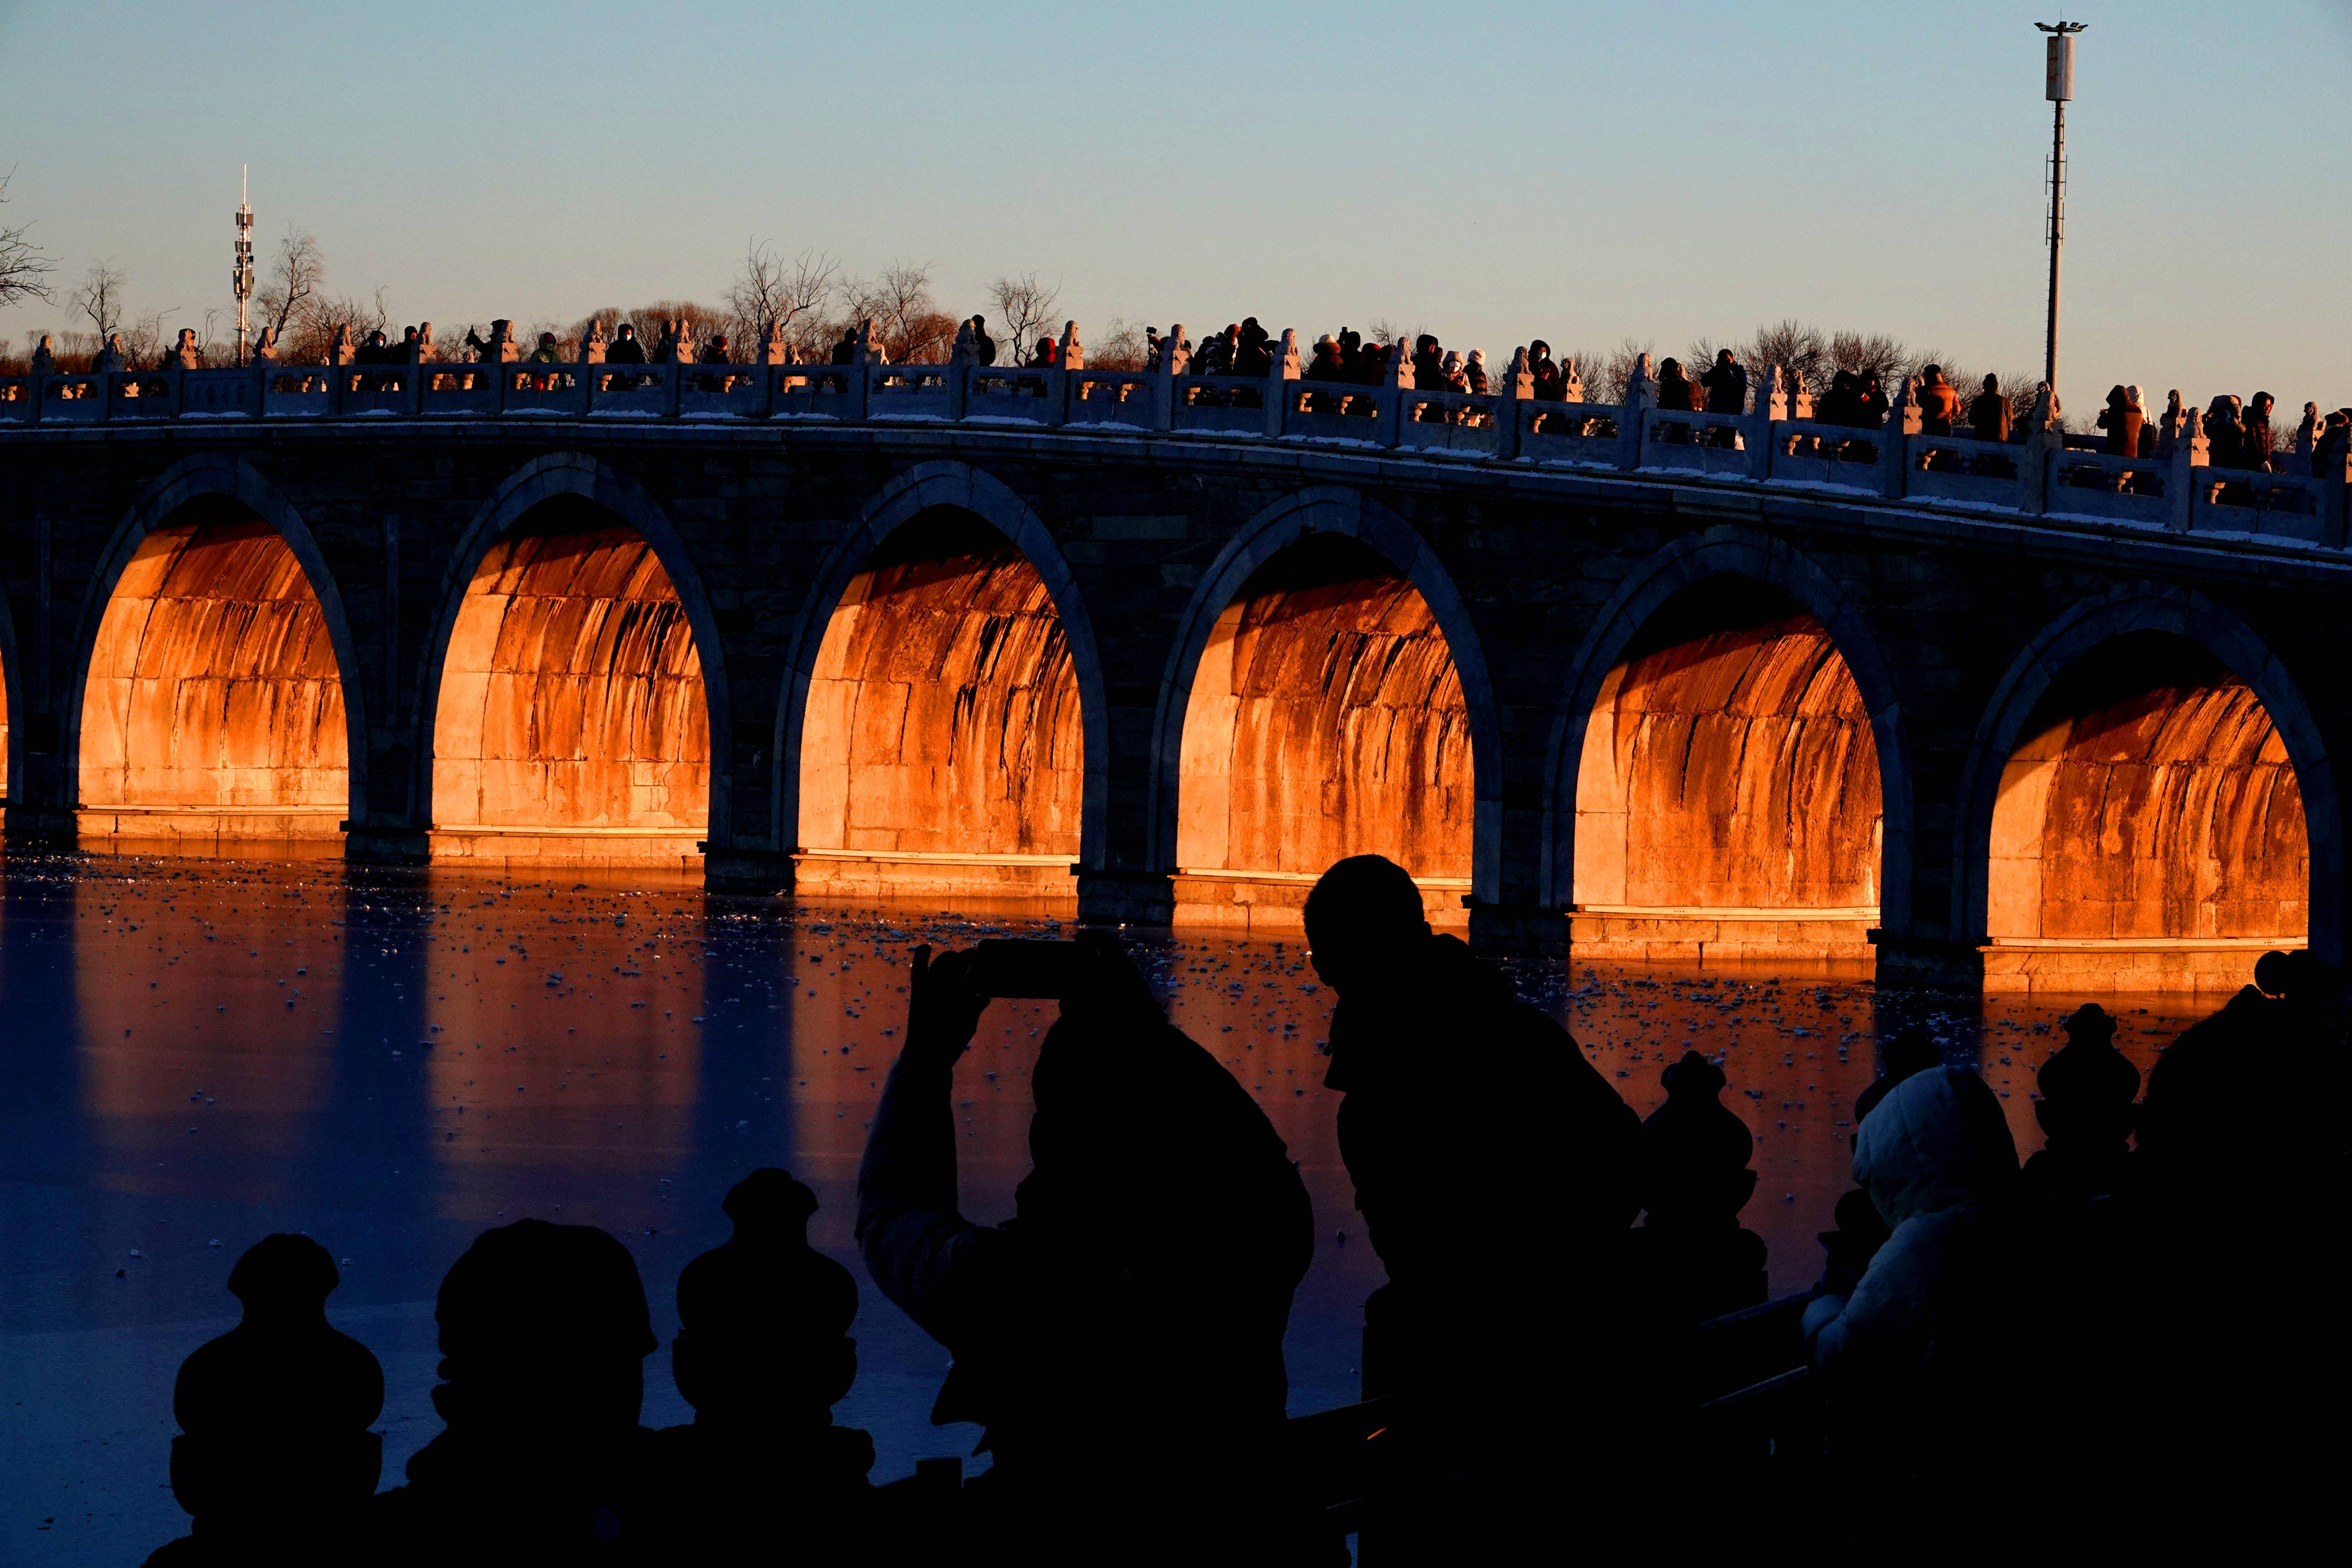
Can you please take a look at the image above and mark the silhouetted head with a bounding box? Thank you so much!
[1718,348,1737,366]
[1529,339,1550,359]
[1641,1051,1758,1226]
[674,1170,858,1423]
[617,322,635,338]
[711,334,728,351]
[1984,373,2000,392]
[1304,855,1430,993]
[1659,356,1683,378]
[1416,334,1438,353]
[2107,383,2128,410]
[971,314,986,330]
[227,1234,339,1322]
[432,1219,654,1436]
[2251,392,2273,414]
[2034,1003,2140,1147]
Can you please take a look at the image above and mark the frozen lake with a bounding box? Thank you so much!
[0,855,2205,1562]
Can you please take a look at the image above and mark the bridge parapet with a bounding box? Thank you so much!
[4,353,2346,548]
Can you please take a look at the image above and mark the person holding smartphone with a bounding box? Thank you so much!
[856,931,1324,1564]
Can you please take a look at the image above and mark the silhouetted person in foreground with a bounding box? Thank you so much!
[653,1169,875,1559]
[147,1235,383,1566]
[1803,1067,2025,1515]
[2020,1003,2139,1209]
[375,1220,661,1560]
[1655,354,1696,413]
[1304,854,1640,1556]
[1629,1050,1767,1324]
[858,931,1320,1565]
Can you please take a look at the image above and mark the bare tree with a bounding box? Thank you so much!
[0,169,55,308]
[284,287,389,364]
[72,261,129,341]
[1743,318,1830,394]
[1090,315,1149,371]
[254,229,325,342]
[987,271,1062,364]
[1826,329,1909,389]
[726,240,838,349]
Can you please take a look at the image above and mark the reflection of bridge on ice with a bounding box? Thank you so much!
[1,340,2342,994]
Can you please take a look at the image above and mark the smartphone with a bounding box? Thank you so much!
[966,939,1087,999]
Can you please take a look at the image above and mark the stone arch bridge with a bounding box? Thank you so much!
[1,371,2343,994]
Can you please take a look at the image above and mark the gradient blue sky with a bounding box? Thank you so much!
[3,0,2346,414]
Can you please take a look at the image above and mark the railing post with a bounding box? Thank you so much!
[1748,364,1785,481]
[28,336,54,425]
[1154,323,1187,432]
[486,319,517,415]
[166,328,198,407]
[850,318,873,422]
[2018,384,2064,515]
[92,333,123,424]
[1052,320,1082,426]
[1378,337,1412,448]
[946,320,973,423]
[1495,347,1531,460]
[1265,328,1299,438]
[1618,354,1654,469]
[2163,395,2209,533]
[251,328,276,415]
[327,326,354,416]
[1877,376,1922,498]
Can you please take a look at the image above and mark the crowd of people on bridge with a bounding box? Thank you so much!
[138,854,2333,1562]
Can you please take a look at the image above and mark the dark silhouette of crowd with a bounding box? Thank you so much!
[141,859,2336,1562]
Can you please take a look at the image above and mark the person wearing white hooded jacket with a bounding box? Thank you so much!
[1802,1065,2024,1472]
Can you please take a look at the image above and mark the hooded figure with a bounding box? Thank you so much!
[1306,333,1344,384]
[858,934,1315,1560]
[1699,348,1748,415]
[1804,1068,2022,1473]
[2098,384,2143,457]
[1464,347,1488,394]
[605,322,648,365]
[1527,340,1563,402]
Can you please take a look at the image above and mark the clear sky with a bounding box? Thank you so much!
[3,0,2346,416]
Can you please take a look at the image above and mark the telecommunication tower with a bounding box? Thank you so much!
[233,166,255,367]
[2036,21,2086,392]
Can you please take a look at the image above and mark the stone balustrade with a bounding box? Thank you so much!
[4,321,2345,547]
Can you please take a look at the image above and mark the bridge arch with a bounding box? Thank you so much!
[418,453,726,867]
[1151,486,1503,926]
[1957,584,2338,987]
[1544,526,1913,964]
[775,459,1108,899]
[65,455,367,848]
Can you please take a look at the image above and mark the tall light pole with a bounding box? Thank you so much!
[233,165,254,367]
[2036,21,2086,393]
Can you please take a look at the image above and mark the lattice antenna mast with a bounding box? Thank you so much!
[233,165,255,367]
[2036,21,2086,393]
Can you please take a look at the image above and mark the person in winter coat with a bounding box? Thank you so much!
[1464,348,1488,394]
[858,932,1316,1563]
[1305,854,1642,1558]
[1027,337,1057,370]
[1528,340,1564,403]
[1409,334,1445,390]
[1233,318,1272,378]
[1916,365,1960,435]
[2242,391,2276,472]
[1802,1067,2024,1488]
[605,323,648,364]
[1699,348,1747,414]
[1967,373,2009,442]
[2098,384,2143,457]
[1655,356,1696,412]
[2203,395,2247,469]
[1856,370,1890,428]
[969,315,997,366]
